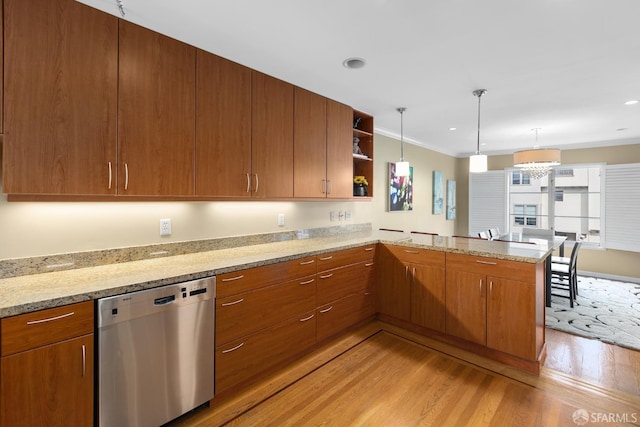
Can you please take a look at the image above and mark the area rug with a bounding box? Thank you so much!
[545,276,640,352]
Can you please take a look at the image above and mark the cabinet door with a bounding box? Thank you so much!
[3,0,117,195]
[487,277,537,360]
[294,88,327,197]
[317,291,375,342]
[196,50,252,197]
[410,263,446,333]
[0,334,93,427]
[251,72,294,198]
[445,270,486,345]
[377,246,411,322]
[326,100,354,198]
[118,21,196,196]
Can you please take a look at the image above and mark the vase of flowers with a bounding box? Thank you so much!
[353,176,369,196]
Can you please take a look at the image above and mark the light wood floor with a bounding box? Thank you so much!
[170,323,640,426]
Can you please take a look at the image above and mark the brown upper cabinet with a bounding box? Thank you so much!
[2,0,118,195]
[251,72,294,199]
[118,21,196,197]
[326,100,355,198]
[195,50,252,197]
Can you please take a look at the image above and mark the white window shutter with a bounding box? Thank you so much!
[605,163,640,252]
[469,171,507,237]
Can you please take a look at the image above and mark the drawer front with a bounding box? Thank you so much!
[316,245,376,272]
[317,261,375,306]
[217,256,316,298]
[317,291,375,343]
[384,244,445,266]
[1,301,94,356]
[446,252,535,283]
[216,275,317,345]
[215,310,316,393]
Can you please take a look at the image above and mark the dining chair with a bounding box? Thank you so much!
[488,227,501,238]
[410,231,438,236]
[550,241,582,306]
[478,231,490,239]
[379,228,404,232]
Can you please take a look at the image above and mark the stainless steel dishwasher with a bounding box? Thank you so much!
[97,277,216,427]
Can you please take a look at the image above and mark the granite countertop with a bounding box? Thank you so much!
[0,229,551,319]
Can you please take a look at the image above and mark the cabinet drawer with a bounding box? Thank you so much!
[316,245,376,272]
[1,301,94,356]
[317,261,375,306]
[216,275,316,345]
[446,252,536,283]
[317,291,375,342]
[215,310,316,393]
[217,256,316,298]
[384,244,445,266]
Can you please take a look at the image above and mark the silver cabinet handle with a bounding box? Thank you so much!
[246,173,251,193]
[322,179,326,194]
[299,259,315,265]
[299,314,315,322]
[327,180,332,194]
[320,306,333,314]
[404,250,420,254]
[221,274,244,282]
[254,173,259,193]
[82,344,86,378]
[364,247,374,251]
[365,291,372,296]
[221,342,244,354]
[299,278,315,285]
[365,262,374,267]
[476,260,497,265]
[319,255,333,261]
[108,162,112,189]
[26,311,74,325]
[221,298,244,307]
[479,279,483,296]
[319,273,333,279]
[124,163,129,190]
[490,281,494,298]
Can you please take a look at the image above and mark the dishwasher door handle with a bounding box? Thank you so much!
[154,295,176,305]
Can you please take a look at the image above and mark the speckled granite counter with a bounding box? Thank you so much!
[0,228,551,318]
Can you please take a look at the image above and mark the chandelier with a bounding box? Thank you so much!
[513,128,561,180]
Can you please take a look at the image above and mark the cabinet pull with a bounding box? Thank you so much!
[322,179,326,194]
[108,162,112,189]
[479,279,483,296]
[319,273,333,279]
[365,291,372,296]
[221,274,245,282]
[299,278,315,285]
[299,314,315,322]
[364,247,374,252]
[490,281,494,298]
[254,173,259,193]
[221,342,245,354]
[405,265,409,280]
[320,306,333,314]
[221,298,244,306]
[319,255,333,261]
[246,173,251,193]
[299,259,315,266]
[476,260,497,265]
[81,344,86,378]
[124,163,129,190]
[327,180,332,194]
[404,250,420,254]
[26,311,74,325]
[365,262,374,267]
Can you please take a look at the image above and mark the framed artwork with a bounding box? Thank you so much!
[432,171,444,214]
[446,179,456,220]
[389,163,413,211]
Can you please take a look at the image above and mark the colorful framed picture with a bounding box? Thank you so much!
[446,179,456,220]
[389,163,413,211]
[432,171,444,214]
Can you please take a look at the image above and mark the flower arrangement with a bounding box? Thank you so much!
[353,176,368,186]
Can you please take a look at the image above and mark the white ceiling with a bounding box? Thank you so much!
[78,0,640,157]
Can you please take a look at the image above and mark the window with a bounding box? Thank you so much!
[512,171,530,185]
[507,164,604,247]
[513,204,537,226]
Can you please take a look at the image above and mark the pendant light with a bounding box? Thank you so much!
[469,89,488,173]
[513,128,561,180]
[395,107,410,177]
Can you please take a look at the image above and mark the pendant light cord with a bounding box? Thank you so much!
[473,89,486,155]
[397,107,407,161]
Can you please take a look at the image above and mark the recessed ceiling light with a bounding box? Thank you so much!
[624,100,638,105]
[449,127,457,131]
[342,57,366,69]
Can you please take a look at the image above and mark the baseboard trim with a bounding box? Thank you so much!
[579,270,640,284]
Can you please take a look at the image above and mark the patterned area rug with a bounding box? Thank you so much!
[545,276,640,352]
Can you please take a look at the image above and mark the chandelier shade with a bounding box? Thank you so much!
[513,129,561,180]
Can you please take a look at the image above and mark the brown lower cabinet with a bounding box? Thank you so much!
[0,302,94,427]
[317,291,375,343]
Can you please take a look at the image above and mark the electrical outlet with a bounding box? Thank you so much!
[345,211,352,221]
[159,218,172,236]
[330,211,336,222]
[277,213,285,227]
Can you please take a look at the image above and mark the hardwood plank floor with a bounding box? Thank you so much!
[170,322,640,426]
